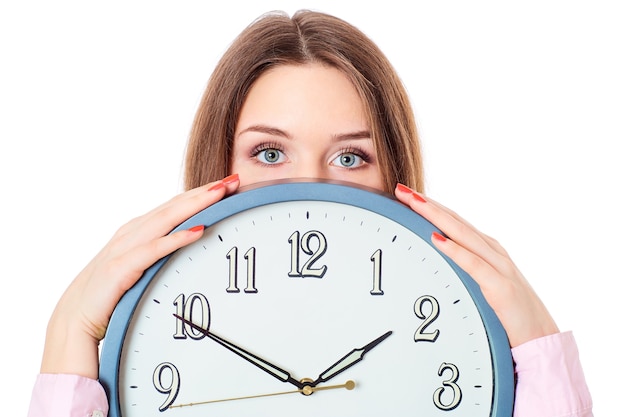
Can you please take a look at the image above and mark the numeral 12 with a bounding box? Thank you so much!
[288,230,328,278]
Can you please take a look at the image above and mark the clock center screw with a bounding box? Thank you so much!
[300,378,314,396]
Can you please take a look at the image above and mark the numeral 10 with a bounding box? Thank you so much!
[173,293,210,340]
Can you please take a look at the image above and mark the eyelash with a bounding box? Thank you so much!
[337,145,372,164]
[250,141,284,156]
[250,142,283,156]
[249,142,373,166]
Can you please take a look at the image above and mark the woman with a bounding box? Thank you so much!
[28,10,592,417]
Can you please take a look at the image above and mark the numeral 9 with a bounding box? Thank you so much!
[153,362,180,412]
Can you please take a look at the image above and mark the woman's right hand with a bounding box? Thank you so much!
[40,174,240,379]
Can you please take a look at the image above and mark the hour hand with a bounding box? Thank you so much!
[312,330,392,387]
[173,314,304,389]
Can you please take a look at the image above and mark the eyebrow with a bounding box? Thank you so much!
[237,124,372,142]
[237,125,291,139]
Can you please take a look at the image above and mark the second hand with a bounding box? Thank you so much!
[169,380,356,409]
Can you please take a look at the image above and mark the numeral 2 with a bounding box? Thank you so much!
[414,295,440,342]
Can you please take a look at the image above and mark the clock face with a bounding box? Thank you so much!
[100,180,513,417]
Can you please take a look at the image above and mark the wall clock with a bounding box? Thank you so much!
[100,179,514,416]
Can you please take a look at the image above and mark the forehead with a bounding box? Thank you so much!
[236,63,368,130]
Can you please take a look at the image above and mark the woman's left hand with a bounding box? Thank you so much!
[395,183,559,348]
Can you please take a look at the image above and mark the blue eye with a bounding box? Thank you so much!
[332,152,364,168]
[256,148,285,164]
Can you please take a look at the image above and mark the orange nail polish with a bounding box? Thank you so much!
[432,232,447,242]
[188,225,205,233]
[413,192,427,203]
[223,173,239,185]
[396,183,426,203]
[208,181,225,191]
[396,183,413,194]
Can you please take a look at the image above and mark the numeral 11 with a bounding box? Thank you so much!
[226,246,258,293]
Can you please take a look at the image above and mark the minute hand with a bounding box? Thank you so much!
[174,314,304,389]
[312,330,392,387]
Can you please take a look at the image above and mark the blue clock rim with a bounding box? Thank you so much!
[99,179,514,417]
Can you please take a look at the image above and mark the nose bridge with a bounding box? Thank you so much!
[293,155,328,180]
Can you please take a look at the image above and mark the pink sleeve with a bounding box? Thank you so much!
[512,331,593,417]
[27,374,109,417]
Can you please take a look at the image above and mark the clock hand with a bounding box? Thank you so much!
[173,314,304,389]
[312,330,392,387]
[169,380,356,409]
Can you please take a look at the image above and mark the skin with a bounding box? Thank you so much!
[231,64,384,189]
[394,188,559,348]
[41,63,558,380]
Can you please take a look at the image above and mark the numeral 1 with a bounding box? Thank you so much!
[370,249,384,295]
[226,246,258,293]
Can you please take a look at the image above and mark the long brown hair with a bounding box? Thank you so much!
[184,10,423,193]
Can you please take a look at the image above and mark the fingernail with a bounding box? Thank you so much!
[432,232,447,242]
[222,173,239,185]
[412,192,427,203]
[208,181,225,191]
[396,183,426,203]
[189,225,205,233]
[396,183,413,194]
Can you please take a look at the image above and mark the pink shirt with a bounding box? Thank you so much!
[28,373,108,417]
[511,331,593,417]
[28,331,592,417]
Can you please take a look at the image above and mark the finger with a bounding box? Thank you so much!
[148,173,240,225]
[431,230,560,347]
[394,184,509,271]
[135,173,240,235]
[400,186,506,255]
[111,174,240,253]
[422,196,509,256]
[101,225,208,300]
[80,224,208,340]
[430,231,501,293]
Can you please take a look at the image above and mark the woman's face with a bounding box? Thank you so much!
[231,64,384,190]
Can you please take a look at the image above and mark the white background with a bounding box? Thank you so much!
[1,1,623,415]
